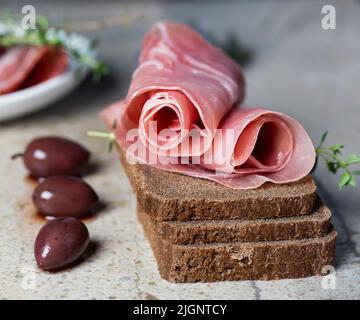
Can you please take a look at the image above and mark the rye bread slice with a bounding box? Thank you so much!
[137,208,336,282]
[139,200,331,244]
[120,153,318,222]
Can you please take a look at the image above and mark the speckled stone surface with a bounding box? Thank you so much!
[0,0,360,299]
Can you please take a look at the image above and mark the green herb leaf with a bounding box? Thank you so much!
[338,171,352,190]
[326,160,338,174]
[319,131,328,147]
[349,176,357,187]
[36,15,49,31]
[330,144,344,155]
[315,131,359,190]
[347,154,360,165]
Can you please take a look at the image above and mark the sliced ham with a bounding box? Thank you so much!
[20,47,68,89]
[103,103,315,189]
[0,46,47,94]
[0,45,68,95]
[101,21,316,189]
[148,108,316,189]
[106,21,245,157]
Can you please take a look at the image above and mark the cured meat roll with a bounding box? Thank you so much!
[102,21,316,189]
[105,21,245,157]
[0,45,68,95]
[149,107,316,189]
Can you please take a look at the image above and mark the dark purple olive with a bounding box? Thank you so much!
[32,176,98,218]
[22,136,90,178]
[34,217,90,271]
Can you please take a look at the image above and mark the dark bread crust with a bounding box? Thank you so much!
[121,153,318,222]
[138,207,336,282]
[148,201,331,244]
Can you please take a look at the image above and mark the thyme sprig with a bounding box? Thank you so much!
[87,120,118,153]
[315,131,360,190]
[0,15,108,80]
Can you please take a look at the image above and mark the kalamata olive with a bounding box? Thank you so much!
[34,217,90,271]
[22,136,90,177]
[32,176,99,218]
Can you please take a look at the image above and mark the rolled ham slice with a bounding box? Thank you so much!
[148,107,316,189]
[107,21,245,157]
[103,103,315,189]
[0,45,68,95]
[101,21,316,189]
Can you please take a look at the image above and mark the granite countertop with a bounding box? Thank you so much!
[0,0,359,299]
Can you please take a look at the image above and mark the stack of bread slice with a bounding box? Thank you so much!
[121,154,337,282]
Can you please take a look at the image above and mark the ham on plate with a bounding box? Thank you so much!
[0,45,68,95]
[101,21,316,189]
[105,21,245,158]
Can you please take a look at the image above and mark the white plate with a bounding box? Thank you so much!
[0,66,88,121]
